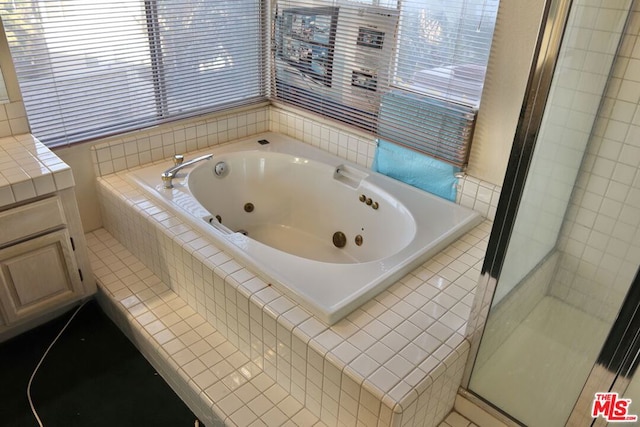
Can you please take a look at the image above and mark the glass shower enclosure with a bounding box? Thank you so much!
[464,0,640,425]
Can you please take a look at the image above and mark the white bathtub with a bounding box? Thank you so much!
[126,132,481,324]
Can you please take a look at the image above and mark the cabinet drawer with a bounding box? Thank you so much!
[0,197,66,247]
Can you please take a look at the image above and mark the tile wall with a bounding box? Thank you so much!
[268,105,502,221]
[551,0,640,322]
[90,106,269,177]
[490,0,632,305]
[89,104,502,222]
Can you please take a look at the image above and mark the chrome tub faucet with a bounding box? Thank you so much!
[161,153,213,188]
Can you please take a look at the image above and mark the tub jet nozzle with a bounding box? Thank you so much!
[333,231,347,248]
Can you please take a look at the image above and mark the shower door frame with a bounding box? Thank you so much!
[462,0,574,389]
[460,0,639,424]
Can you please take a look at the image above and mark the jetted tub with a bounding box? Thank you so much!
[126,132,482,324]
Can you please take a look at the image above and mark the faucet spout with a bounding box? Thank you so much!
[161,153,213,188]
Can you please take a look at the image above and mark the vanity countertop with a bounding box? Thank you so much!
[0,133,74,208]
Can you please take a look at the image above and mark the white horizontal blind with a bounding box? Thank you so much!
[379,0,498,166]
[1,0,266,147]
[272,0,498,167]
[378,92,477,166]
[272,0,400,133]
[395,0,497,106]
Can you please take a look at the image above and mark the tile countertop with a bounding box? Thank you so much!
[0,133,75,207]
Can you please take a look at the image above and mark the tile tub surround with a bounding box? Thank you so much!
[270,107,502,222]
[89,105,502,222]
[90,106,270,178]
[0,133,75,206]
[94,163,491,426]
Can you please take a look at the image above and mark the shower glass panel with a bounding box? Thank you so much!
[468,0,637,425]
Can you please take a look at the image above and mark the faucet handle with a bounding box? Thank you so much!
[161,173,174,189]
[173,154,184,166]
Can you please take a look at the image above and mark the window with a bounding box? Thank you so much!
[2,0,497,160]
[273,1,398,134]
[1,0,266,147]
[272,0,498,167]
[395,0,497,106]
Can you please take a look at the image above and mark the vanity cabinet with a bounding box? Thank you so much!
[0,189,95,341]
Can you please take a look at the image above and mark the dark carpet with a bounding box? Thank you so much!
[0,299,202,427]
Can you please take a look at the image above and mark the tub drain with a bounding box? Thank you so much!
[333,231,347,248]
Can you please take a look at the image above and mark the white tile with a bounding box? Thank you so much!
[222,371,249,392]
[173,348,197,366]
[53,169,75,189]
[234,382,261,403]
[384,355,414,379]
[247,394,274,417]
[32,174,56,195]
[218,393,244,416]
[314,329,343,351]
[264,384,288,406]
[183,358,207,378]
[193,369,218,390]
[367,341,395,365]
[210,360,234,380]
[348,330,376,351]
[350,354,379,378]
[0,179,16,206]
[369,367,400,393]
[11,180,36,202]
[331,341,360,364]
[229,406,257,426]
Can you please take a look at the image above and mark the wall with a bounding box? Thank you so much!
[53,144,104,231]
[0,0,547,231]
[550,0,640,322]
[467,0,546,186]
[0,19,28,138]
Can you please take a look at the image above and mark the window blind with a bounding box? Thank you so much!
[1,0,267,147]
[272,0,498,167]
[272,0,400,134]
[378,91,476,166]
[395,0,497,106]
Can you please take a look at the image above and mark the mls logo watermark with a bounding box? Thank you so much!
[592,392,638,422]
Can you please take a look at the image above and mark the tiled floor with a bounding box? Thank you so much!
[439,411,478,427]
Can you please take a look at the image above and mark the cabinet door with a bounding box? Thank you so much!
[0,229,84,324]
